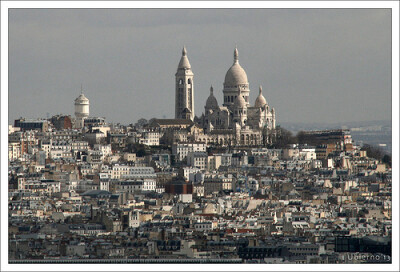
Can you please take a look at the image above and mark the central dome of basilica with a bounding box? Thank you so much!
[224,47,248,87]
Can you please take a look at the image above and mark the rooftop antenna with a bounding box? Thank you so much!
[80,84,83,94]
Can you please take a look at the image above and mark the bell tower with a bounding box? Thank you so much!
[175,46,194,120]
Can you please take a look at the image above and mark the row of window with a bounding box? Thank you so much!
[224,95,249,103]
[178,78,192,85]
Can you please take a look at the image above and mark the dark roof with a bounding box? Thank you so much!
[167,179,192,185]
[81,190,111,197]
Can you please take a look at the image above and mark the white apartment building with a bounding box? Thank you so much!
[180,167,201,181]
[51,140,72,152]
[204,176,233,195]
[50,150,73,160]
[187,152,208,170]
[139,131,160,146]
[100,180,110,191]
[194,221,217,232]
[172,142,206,161]
[125,167,157,179]
[39,140,51,159]
[283,147,316,161]
[193,184,205,197]
[207,155,222,171]
[67,180,98,193]
[94,144,112,156]
[80,164,95,176]
[71,141,89,152]
[23,180,61,194]
[282,148,300,160]
[112,165,130,179]
[129,210,141,228]
[116,179,156,193]
[129,130,160,146]
[8,130,37,143]
[112,166,156,179]
[87,150,104,163]
[220,153,232,166]
[123,153,137,162]
[311,160,322,169]
[8,142,21,161]
[299,148,317,160]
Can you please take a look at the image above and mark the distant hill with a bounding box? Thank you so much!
[279,120,392,154]
[279,120,392,133]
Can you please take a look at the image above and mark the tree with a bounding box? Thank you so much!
[134,118,148,129]
[272,127,297,148]
[148,118,157,124]
[361,144,384,160]
[296,131,307,144]
[133,143,148,157]
[296,131,319,145]
[382,154,391,167]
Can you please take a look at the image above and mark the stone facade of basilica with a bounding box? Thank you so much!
[175,47,276,146]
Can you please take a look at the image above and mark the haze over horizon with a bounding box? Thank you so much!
[8,8,392,125]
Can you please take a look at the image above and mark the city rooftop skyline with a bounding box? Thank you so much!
[2,3,399,271]
[8,8,392,125]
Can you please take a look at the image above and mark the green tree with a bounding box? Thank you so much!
[382,154,391,167]
[272,127,297,148]
[134,118,148,128]
[296,131,319,145]
[361,144,384,160]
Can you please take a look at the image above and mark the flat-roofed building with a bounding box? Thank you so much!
[14,118,49,132]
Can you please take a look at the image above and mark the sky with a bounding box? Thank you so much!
[8,8,392,125]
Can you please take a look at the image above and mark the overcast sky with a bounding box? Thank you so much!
[8,8,391,125]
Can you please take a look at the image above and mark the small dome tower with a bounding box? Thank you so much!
[254,85,267,108]
[205,85,219,112]
[74,86,89,129]
[233,86,247,127]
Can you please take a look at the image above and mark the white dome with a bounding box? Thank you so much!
[75,93,89,104]
[205,86,219,110]
[254,85,267,108]
[234,91,246,108]
[178,46,191,69]
[224,47,248,87]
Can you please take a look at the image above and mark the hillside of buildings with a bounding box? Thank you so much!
[8,116,392,264]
